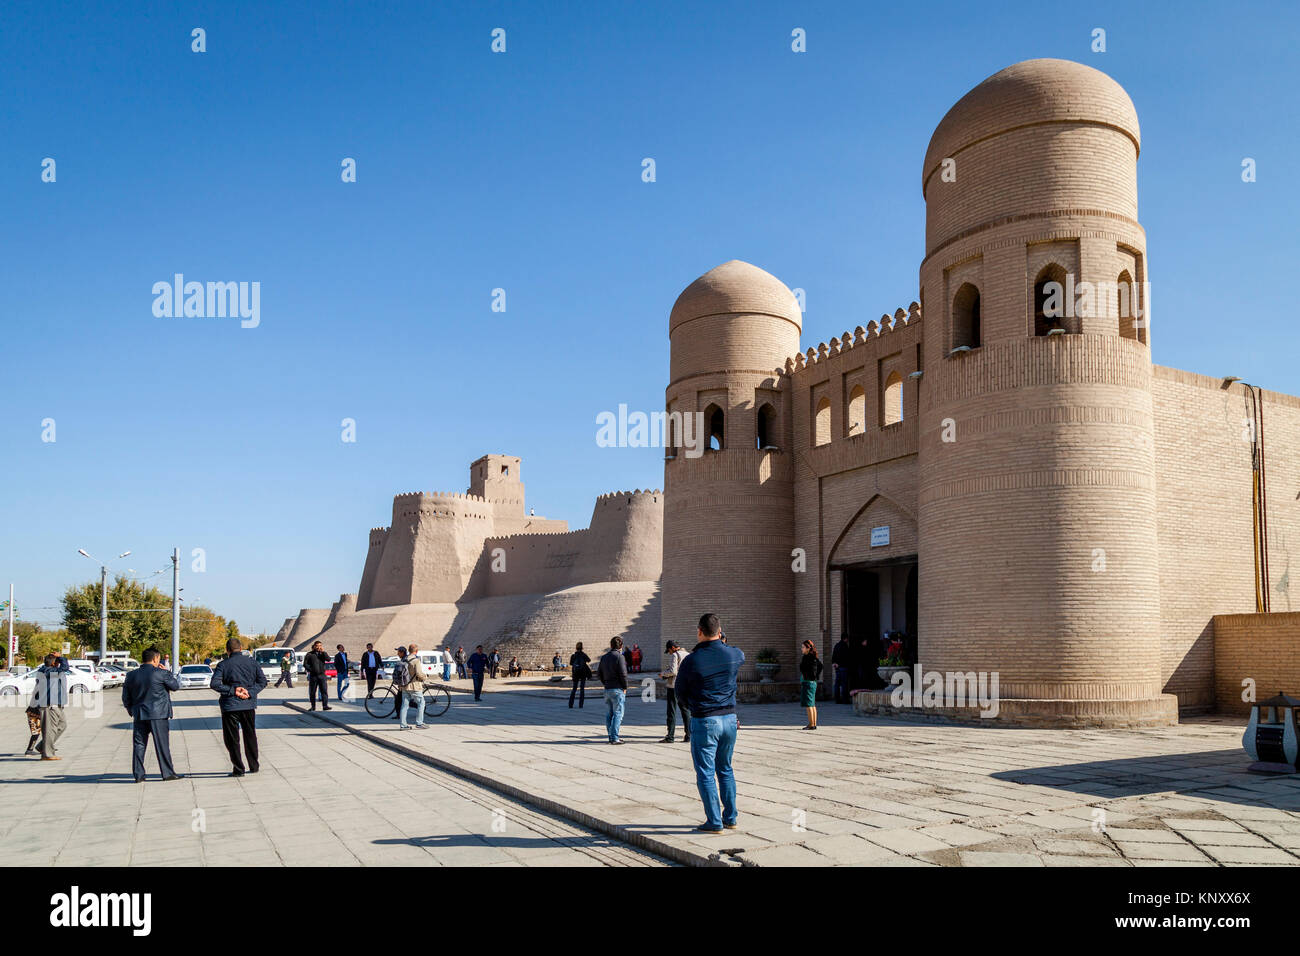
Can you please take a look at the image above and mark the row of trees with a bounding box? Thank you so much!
[1,576,270,668]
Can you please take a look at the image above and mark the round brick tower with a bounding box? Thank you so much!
[662,260,800,676]
[915,59,1176,726]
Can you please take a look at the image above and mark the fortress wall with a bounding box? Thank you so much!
[357,528,387,610]
[1213,612,1300,715]
[1152,367,1300,710]
[273,617,296,644]
[471,491,663,598]
[368,493,496,607]
[287,607,331,650]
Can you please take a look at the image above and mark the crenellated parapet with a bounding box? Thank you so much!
[782,301,922,379]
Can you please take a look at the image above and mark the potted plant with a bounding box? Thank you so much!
[877,631,908,683]
[754,648,780,683]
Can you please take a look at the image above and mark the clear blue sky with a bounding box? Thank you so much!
[3,0,1296,634]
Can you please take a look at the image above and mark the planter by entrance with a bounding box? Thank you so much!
[755,662,780,684]
[877,665,908,684]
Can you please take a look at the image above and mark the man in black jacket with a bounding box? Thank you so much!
[359,643,381,698]
[831,634,850,704]
[210,637,268,777]
[121,647,184,783]
[303,640,332,711]
[597,637,630,745]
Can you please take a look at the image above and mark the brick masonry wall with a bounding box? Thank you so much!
[1214,612,1300,715]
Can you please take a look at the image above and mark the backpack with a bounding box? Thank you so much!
[392,658,411,688]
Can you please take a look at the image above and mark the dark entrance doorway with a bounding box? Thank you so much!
[842,568,882,690]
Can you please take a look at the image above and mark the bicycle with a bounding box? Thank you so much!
[364,681,451,720]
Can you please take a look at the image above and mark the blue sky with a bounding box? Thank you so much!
[2,0,1296,634]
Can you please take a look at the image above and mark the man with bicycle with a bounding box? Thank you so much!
[399,643,429,730]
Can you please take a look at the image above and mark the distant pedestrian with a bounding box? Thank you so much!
[441,647,453,681]
[467,645,489,700]
[454,646,467,679]
[507,656,521,677]
[675,613,744,832]
[399,643,428,730]
[390,646,409,719]
[210,637,268,777]
[23,704,42,756]
[32,653,69,761]
[598,636,629,744]
[359,643,381,697]
[569,642,591,709]
[304,641,332,711]
[334,644,350,700]
[659,640,690,743]
[275,650,294,688]
[488,648,501,679]
[622,644,633,674]
[552,652,563,672]
[831,634,850,704]
[630,644,642,673]
[121,647,183,782]
[799,640,823,730]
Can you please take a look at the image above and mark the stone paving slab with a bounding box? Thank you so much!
[283,683,1300,867]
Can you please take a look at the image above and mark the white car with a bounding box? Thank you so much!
[0,666,101,696]
[178,664,213,689]
[95,664,127,688]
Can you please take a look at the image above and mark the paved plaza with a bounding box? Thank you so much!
[294,675,1300,867]
[0,688,666,867]
[3,677,1300,867]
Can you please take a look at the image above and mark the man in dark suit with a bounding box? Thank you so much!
[359,643,381,698]
[210,637,268,777]
[121,647,184,783]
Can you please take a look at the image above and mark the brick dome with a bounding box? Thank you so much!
[922,58,1140,198]
[669,259,802,335]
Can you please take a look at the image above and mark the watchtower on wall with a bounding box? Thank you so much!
[662,260,801,676]
[470,454,524,507]
[915,59,1173,723]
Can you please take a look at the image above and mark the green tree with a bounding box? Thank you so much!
[180,605,228,663]
[61,576,172,659]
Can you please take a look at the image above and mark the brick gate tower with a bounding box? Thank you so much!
[915,59,1176,724]
[662,260,801,676]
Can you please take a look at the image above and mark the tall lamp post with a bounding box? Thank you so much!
[77,548,131,660]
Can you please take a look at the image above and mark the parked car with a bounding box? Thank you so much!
[253,646,296,681]
[379,656,401,679]
[4,666,32,678]
[178,664,213,689]
[94,664,127,688]
[0,665,101,696]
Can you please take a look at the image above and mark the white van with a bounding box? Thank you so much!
[415,649,451,679]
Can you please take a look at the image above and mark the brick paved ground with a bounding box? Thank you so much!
[0,687,666,867]
[297,674,1300,867]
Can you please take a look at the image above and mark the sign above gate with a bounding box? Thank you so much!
[871,526,890,547]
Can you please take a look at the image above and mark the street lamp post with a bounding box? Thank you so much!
[77,548,130,660]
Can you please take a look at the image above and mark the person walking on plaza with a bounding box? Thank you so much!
[831,634,850,704]
[488,648,501,679]
[569,642,591,709]
[399,642,429,730]
[304,641,332,711]
[360,643,381,698]
[799,640,823,730]
[467,645,489,701]
[32,653,69,761]
[121,647,184,782]
[675,613,745,832]
[390,646,409,719]
[660,640,691,743]
[441,647,453,681]
[598,636,629,745]
[274,650,294,689]
[210,637,268,777]
[455,645,467,679]
[333,644,350,700]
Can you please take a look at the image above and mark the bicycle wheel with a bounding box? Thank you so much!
[365,686,398,718]
[423,686,451,718]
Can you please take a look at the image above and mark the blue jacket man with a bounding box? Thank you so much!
[674,614,745,832]
[467,645,489,701]
[210,638,268,776]
[121,648,183,782]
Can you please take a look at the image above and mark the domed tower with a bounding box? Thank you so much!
[662,260,800,675]
[916,59,1175,725]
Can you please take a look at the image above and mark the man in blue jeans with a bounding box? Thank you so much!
[674,613,745,832]
[597,636,629,744]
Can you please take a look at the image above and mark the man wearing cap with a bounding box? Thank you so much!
[659,640,691,743]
